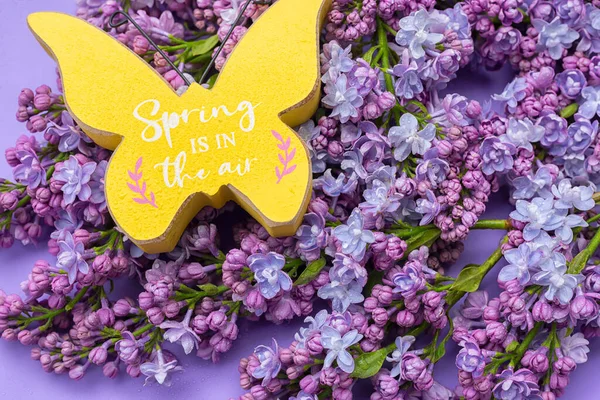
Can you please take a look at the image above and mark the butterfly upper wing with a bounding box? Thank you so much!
[213,0,331,127]
[27,12,189,150]
[27,12,215,253]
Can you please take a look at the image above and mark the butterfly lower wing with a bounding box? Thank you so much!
[227,118,312,238]
[104,138,225,254]
[27,12,187,149]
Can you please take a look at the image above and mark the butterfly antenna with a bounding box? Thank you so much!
[109,10,192,86]
[199,0,273,84]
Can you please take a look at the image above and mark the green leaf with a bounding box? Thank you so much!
[567,249,590,274]
[560,103,579,119]
[405,228,440,254]
[187,52,213,65]
[407,100,428,115]
[189,35,219,57]
[198,283,219,296]
[351,347,389,378]
[295,257,326,286]
[451,264,485,293]
[362,46,379,65]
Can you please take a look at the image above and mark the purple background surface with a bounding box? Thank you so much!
[0,1,596,399]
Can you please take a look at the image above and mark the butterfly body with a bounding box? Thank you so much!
[28,0,330,253]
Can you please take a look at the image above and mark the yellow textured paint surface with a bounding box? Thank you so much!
[27,0,331,253]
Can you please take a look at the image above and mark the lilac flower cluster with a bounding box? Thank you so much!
[2,0,600,399]
[239,309,364,399]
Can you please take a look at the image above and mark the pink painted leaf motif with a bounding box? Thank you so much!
[287,148,296,162]
[126,156,158,208]
[128,170,141,181]
[272,130,283,142]
[271,130,297,184]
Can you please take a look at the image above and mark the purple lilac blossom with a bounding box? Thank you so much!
[391,50,423,100]
[511,165,555,200]
[321,41,354,78]
[388,113,436,162]
[552,179,596,210]
[321,326,362,373]
[322,74,364,123]
[492,369,542,400]
[247,252,293,300]
[559,331,590,364]
[251,339,281,386]
[290,392,318,400]
[556,69,587,99]
[330,253,368,286]
[159,309,200,355]
[140,349,182,386]
[295,213,327,254]
[89,160,107,210]
[395,9,445,60]
[533,17,579,60]
[294,310,328,349]
[566,119,598,154]
[444,4,470,40]
[359,179,403,220]
[386,335,415,378]
[53,156,96,205]
[501,118,544,152]
[578,86,600,120]
[317,279,364,313]
[314,169,357,197]
[456,339,487,378]
[509,197,567,241]
[415,189,440,226]
[392,264,425,298]
[297,120,326,173]
[577,4,600,53]
[499,242,549,285]
[538,111,569,155]
[493,77,528,113]
[332,209,375,261]
[480,137,516,176]
[56,231,89,284]
[13,150,46,189]
[533,253,582,304]
[555,0,585,27]
[415,151,449,189]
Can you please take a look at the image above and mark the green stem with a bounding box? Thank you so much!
[19,286,89,330]
[180,285,229,307]
[65,286,89,311]
[510,321,543,368]
[133,323,154,337]
[447,238,507,307]
[376,17,394,95]
[472,219,510,230]
[586,213,600,225]
[390,219,509,238]
[543,323,558,384]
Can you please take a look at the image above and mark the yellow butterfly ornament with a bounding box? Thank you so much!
[27,0,332,253]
